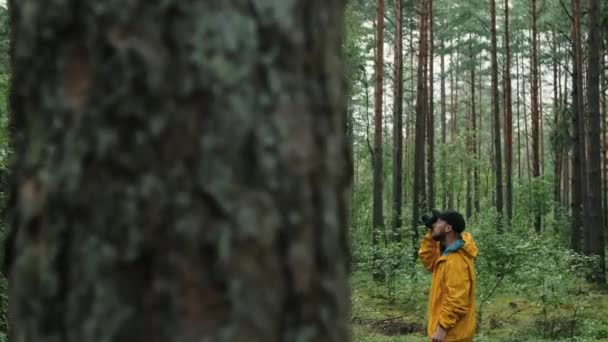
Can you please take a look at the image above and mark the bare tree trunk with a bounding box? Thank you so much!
[517,52,523,180]
[571,0,585,252]
[553,31,562,227]
[563,46,571,208]
[392,0,404,242]
[441,36,447,209]
[476,60,482,215]
[531,0,542,233]
[413,0,429,258]
[490,0,503,228]
[448,38,455,209]
[427,0,435,210]
[504,0,513,222]
[602,51,608,232]
[585,0,605,282]
[6,1,351,341]
[373,0,385,280]
[523,44,531,181]
[467,40,477,219]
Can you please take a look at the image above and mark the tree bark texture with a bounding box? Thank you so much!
[585,0,605,282]
[6,1,351,341]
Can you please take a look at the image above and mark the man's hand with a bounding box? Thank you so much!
[431,325,447,342]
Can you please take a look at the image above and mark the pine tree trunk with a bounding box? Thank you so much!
[476,63,482,214]
[516,52,523,180]
[413,0,429,257]
[490,0,504,228]
[553,31,562,227]
[504,0,513,222]
[427,0,435,210]
[448,39,455,209]
[585,0,605,282]
[440,37,447,209]
[373,0,385,280]
[563,46,571,208]
[523,46,531,181]
[392,0,404,241]
[602,51,608,232]
[466,42,477,219]
[571,0,585,252]
[6,1,351,341]
[530,0,541,233]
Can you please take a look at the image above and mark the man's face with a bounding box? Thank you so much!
[431,219,451,241]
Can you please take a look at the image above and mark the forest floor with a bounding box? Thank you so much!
[351,272,608,342]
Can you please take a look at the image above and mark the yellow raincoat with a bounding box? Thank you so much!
[419,232,478,342]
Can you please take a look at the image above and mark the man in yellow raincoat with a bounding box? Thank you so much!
[418,210,478,342]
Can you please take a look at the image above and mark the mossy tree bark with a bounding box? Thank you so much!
[5,1,351,341]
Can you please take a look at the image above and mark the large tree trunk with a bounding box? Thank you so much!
[6,1,351,341]
[571,0,585,252]
[373,0,385,278]
[413,0,429,257]
[490,0,503,228]
[530,0,541,233]
[585,0,605,282]
[504,0,513,223]
[392,0,404,241]
[427,0,435,210]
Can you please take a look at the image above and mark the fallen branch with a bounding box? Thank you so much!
[369,315,407,327]
[505,305,535,321]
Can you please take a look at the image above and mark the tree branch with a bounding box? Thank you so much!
[559,0,574,22]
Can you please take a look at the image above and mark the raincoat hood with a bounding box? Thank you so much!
[460,232,478,259]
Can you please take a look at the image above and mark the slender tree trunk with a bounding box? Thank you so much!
[553,31,562,226]
[523,47,531,181]
[564,153,570,207]
[539,33,545,178]
[602,51,608,232]
[563,46,571,208]
[413,0,429,258]
[441,37,447,209]
[405,13,417,211]
[392,0,404,242]
[517,52,523,180]
[571,0,585,252]
[585,0,605,282]
[490,81,495,203]
[467,41,477,219]
[448,38,455,209]
[504,0,513,222]
[6,1,351,341]
[427,0,435,210]
[373,0,385,278]
[490,0,503,228]
[476,61,482,214]
[531,0,541,233]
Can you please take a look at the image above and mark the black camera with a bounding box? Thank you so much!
[420,210,441,229]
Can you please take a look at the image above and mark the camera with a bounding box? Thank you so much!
[421,210,441,229]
